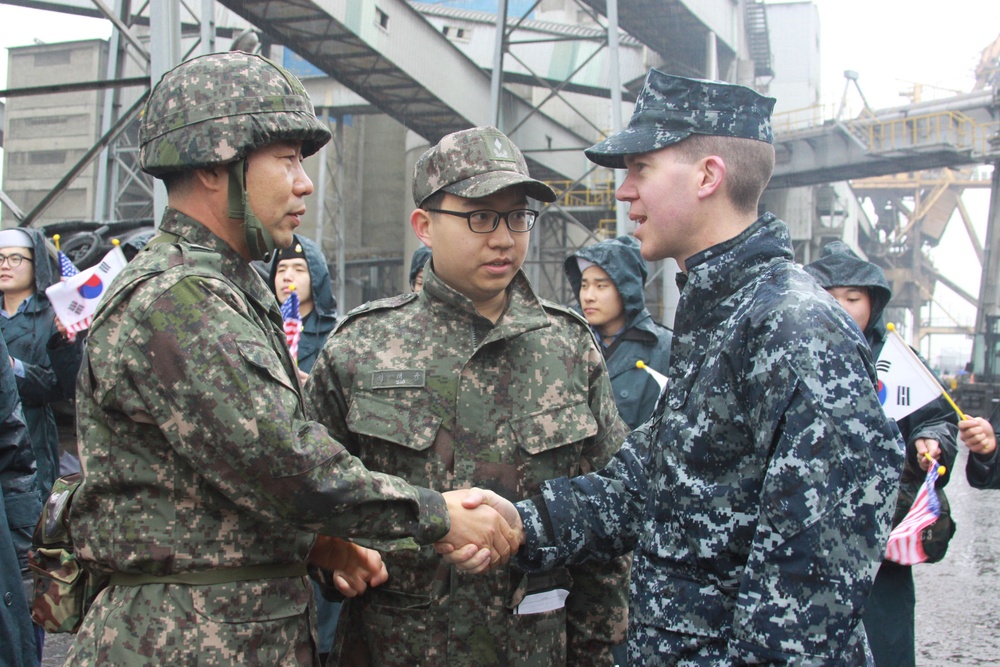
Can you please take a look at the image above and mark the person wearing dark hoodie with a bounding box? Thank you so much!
[565,235,672,430]
[269,233,338,375]
[409,245,432,292]
[804,240,958,667]
[0,227,84,500]
[0,332,43,666]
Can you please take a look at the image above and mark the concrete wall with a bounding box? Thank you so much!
[2,39,107,225]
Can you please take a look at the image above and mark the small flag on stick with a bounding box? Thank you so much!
[45,241,126,335]
[875,323,962,421]
[53,235,80,279]
[885,462,944,565]
[281,284,303,365]
[636,360,668,391]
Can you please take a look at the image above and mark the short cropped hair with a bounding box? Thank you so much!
[674,135,775,214]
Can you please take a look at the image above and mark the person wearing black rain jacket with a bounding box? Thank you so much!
[805,241,958,667]
[268,233,339,374]
[565,236,672,430]
[0,227,84,499]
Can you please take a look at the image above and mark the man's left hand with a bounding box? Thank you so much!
[309,535,389,598]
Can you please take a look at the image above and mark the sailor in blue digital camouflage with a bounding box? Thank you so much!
[305,126,631,666]
[65,52,517,666]
[448,69,905,665]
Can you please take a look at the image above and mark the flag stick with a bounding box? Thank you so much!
[53,234,61,251]
[636,360,668,390]
[886,323,967,422]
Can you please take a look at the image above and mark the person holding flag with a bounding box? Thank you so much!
[0,227,84,499]
[805,240,958,667]
[268,234,338,376]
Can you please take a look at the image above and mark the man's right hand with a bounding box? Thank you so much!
[435,489,524,574]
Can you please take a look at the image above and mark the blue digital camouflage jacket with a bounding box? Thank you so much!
[517,214,904,665]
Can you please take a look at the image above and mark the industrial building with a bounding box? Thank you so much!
[1,0,998,408]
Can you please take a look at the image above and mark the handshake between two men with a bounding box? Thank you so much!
[308,488,525,596]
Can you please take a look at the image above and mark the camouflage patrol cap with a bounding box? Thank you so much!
[139,51,331,177]
[412,126,557,206]
[585,68,776,169]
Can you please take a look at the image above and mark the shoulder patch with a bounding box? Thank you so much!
[339,292,419,326]
[540,298,591,328]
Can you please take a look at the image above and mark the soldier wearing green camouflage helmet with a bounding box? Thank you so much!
[139,50,331,262]
[448,70,904,664]
[67,53,519,666]
[305,126,631,665]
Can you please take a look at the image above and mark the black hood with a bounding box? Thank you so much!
[266,234,338,318]
[409,246,431,289]
[564,236,648,327]
[803,241,892,340]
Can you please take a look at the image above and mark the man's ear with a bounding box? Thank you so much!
[194,164,228,194]
[411,208,433,248]
[696,155,726,199]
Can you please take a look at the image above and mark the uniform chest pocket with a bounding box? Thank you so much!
[346,393,441,452]
[237,339,297,394]
[511,401,598,456]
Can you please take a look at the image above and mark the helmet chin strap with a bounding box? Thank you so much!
[228,159,276,262]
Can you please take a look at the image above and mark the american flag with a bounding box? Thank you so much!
[885,463,942,565]
[58,250,80,278]
[56,250,87,338]
[280,287,302,364]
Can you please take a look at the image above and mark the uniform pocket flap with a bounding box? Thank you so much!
[511,401,598,456]
[346,393,441,452]
[237,339,297,393]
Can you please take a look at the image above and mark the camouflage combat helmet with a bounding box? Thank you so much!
[139,51,331,261]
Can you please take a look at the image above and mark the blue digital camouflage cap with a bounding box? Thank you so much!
[585,69,777,169]
[412,126,557,206]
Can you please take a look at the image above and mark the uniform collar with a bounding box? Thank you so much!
[158,208,276,311]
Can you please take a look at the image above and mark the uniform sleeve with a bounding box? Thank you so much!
[563,337,632,662]
[516,417,653,570]
[126,276,448,545]
[728,340,903,663]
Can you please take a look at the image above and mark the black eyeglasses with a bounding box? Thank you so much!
[425,208,538,234]
[0,253,32,268]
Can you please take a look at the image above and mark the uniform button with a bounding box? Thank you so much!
[619,389,629,398]
[4,591,12,606]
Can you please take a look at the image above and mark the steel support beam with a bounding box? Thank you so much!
[215,0,592,183]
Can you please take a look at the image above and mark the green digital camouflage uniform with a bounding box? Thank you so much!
[67,210,450,665]
[306,263,630,666]
[65,52,451,666]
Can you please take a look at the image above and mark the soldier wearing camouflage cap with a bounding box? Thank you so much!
[66,53,518,665]
[449,70,905,664]
[305,126,631,665]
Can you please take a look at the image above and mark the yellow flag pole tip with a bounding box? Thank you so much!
[53,234,61,241]
[636,360,646,370]
[937,465,946,475]
[112,238,120,246]
[886,322,896,332]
